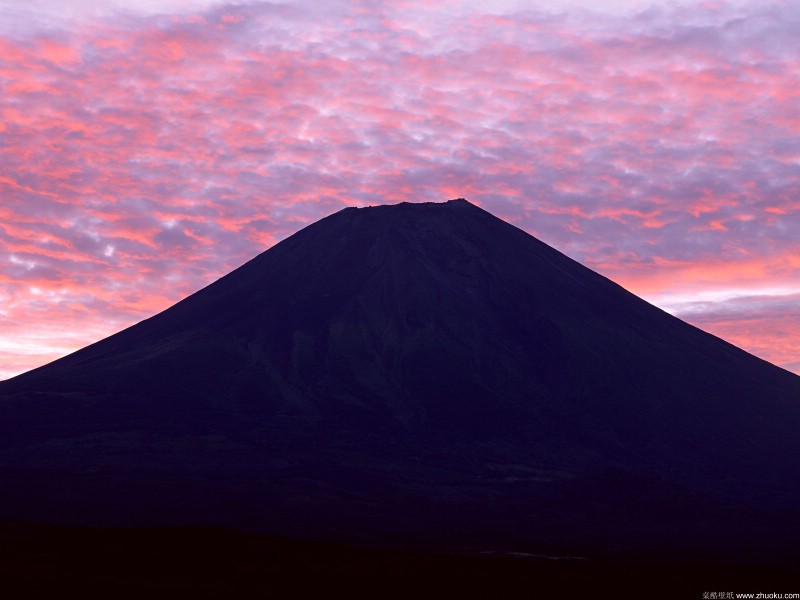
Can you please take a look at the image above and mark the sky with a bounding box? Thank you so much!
[1,0,799,379]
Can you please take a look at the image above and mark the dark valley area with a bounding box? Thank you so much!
[2,199,799,596]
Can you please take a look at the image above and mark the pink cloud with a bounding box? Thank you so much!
[0,0,799,378]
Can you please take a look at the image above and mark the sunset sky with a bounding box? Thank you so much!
[1,0,799,380]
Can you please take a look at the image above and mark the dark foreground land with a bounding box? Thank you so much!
[2,522,798,599]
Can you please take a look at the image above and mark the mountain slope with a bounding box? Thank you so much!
[2,199,799,560]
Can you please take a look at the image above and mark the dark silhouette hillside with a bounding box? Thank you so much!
[2,199,799,563]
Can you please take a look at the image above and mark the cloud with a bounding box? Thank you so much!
[0,0,798,377]
[659,289,800,375]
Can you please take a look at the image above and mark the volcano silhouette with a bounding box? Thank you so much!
[2,199,800,561]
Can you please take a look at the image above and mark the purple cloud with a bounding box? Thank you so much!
[0,0,798,378]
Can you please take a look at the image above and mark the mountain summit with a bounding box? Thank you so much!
[2,199,800,559]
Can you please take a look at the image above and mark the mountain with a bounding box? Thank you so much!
[2,199,800,562]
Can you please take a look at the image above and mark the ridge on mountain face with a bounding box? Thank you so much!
[1,199,800,562]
